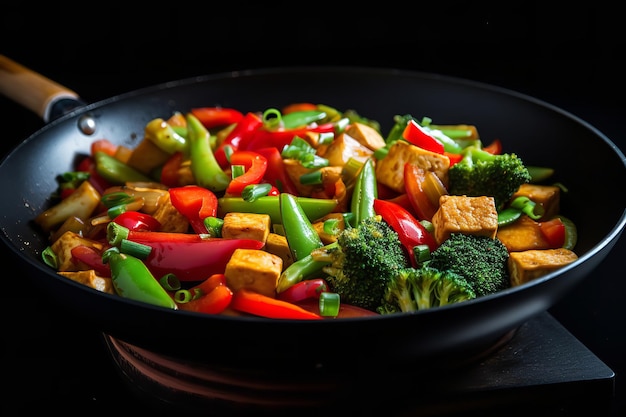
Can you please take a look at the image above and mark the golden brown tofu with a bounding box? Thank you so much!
[126,137,171,174]
[35,180,102,232]
[510,183,561,220]
[283,160,343,197]
[58,270,115,294]
[151,191,190,233]
[221,212,271,243]
[375,140,450,193]
[508,248,578,286]
[431,195,498,244]
[264,233,294,269]
[312,212,346,244]
[49,231,106,272]
[345,122,386,151]
[496,215,553,252]
[323,132,374,166]
[224,248,283,297]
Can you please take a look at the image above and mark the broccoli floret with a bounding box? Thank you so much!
[378,266,476,314]
[426,233,510,297]
[448,146,532,210]
[310,215,409,311]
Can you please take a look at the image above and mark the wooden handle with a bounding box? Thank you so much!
[0,54,80,121]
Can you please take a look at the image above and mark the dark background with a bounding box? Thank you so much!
[2,3,624,416]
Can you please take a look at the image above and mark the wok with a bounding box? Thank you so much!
[1,56,625,378]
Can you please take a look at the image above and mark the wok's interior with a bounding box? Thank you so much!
[0,68,624,367]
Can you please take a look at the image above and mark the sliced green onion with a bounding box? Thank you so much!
[299,170,323,185]
[413,244,431,265]
[317,131,334,145]
[319,292,340,317]
[41,246,58,269]
[204,216,224,237]
[510,196,543,220]
[419,220,434,234]
[107,198,144,219]
[101,192,134,209]
[231,164,245,179]
[159,273,181,291]
[242,183,272,202]
[223,144,234,163]
[323,218,339,235]
[262,108,282,129]
[119,239,152,259]
[333,117,350,134]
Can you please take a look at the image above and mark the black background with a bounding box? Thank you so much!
[1,3,625,416]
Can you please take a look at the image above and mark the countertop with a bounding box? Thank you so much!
[1,5,624,416]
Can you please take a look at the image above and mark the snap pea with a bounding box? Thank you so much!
[93,151,153,184]
[350,158,377,226]
[102,247,177,309]
[218,196,338,224]
[187,113,230,192]
[280,193,324,261]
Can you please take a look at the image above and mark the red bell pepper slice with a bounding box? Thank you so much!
[373,198,438,267]
[70,245,112,277]
[128,237,265,282]
[539,217,566,248]
[404,163,446,222]
[160,151,184,187]
[402,119,444,154]
[444,151,463,167]
[254,147,299,195]
[179,274,233,314]
[230,288,323,320]
[169,185,218,234]
[243,123,336,153]
[213,112,264,168]
[483,138,502,155]
[91,138,118,157]
[225,150,268,195]
[190,107,244,130]
[277,278,330,303]
[112,211,161,232]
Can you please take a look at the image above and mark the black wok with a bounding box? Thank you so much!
[1,56,625,379]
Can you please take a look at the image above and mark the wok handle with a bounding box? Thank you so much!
[0,55,85,123]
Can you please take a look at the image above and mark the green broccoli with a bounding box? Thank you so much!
[448,145,532,210]
[426,233,510,297]
[310,215,409,311]
[378,266,476,314]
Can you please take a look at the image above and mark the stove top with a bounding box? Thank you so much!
[3,306,614,416]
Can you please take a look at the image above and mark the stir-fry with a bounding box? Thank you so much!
[35,103,579,319]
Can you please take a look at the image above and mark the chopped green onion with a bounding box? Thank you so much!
[319,292,340,317]
[419,220,434,234]
[204,216,224,237]
[231,165,245,179]
[119,238,152,259]
[242,183,272,202]
[318,131,334,145]
[413,244,431,265]
[174,289,195,303]
[299,170,323,185]
[107,198,144,218]
[101,192,134,209]
[41,246,58,269]
[262,108,282,129]
[223,144,234,163]
[323,218,340,235]
[159,273,181,291]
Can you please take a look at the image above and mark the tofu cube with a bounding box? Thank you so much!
[431,195,498,244]
[508,248,578,286]
[375,140,450,193]
[58,270,114,294]
[264,233,294,268]
[510,183,561,220]
[221,212,271,243]
[225,249,283,297]
[49,231,106,272]
[496,215,552,252]
[345,122,386,151]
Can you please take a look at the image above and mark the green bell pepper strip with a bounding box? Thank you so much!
[93,151,153,184]
[187,113,231,192]
[144,118,187,154]
[102,247,177,309]
[350,158,377,226]
[280,193,324,261]
[218,196,338,224]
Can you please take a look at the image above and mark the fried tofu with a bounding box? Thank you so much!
[221,212,271,243]
[496,215,553,252]
[431,195,498,244]
[312,213,346,244]
[375,140,450,193]
[510,183,561,220]
[152,191,190,233]
[264,233,294,268]
[345,122,386,151]
[322,132,374,166]
[508,248,578,286]
[224,248,283,297]
[58,270,114,294]
[49,231,106,272]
